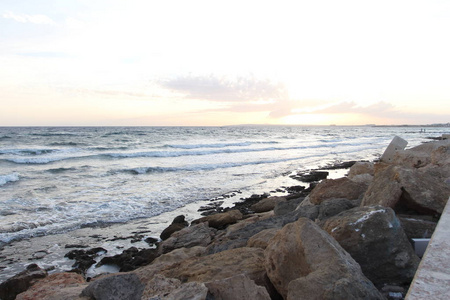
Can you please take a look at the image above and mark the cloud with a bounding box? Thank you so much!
[157,74,288,102]
[2,11,56,25]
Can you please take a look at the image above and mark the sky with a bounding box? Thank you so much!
[1,0,449,126]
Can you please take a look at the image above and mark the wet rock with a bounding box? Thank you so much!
[158,222,216,254]
[15,272,86,300]
[97,247,158,272]
[250,196,286,213]
[81,273,144,300]
[308,177,368,205]
[231,193,270,215]
[322,160,357,169]
[205,274,271,300]
[0,264,47,300]
[264,218,383,300]
[320,206,420,287]
[64,247,107,274]
[192,209,243,230]
[160,215,189,240]
[294,170,329,182]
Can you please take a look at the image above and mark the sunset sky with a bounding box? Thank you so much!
[1,0,449,126]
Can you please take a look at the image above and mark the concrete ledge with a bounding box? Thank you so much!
[406,197,450,299]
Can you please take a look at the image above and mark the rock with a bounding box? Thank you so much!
[274,197,304,215]
[192,209,243,229]
[206,206,319,254]
[81,273,144,300]
[158,222,216,254]
[247,228,280,249]
[295,171,329,182]
[431,143,450,168]
[398,215,437,239]
[362,165,450,215]
[348,161,375,178]
[141,274,181,299]
[250,196,286,213]
[96,247,158,272]
[205,274,271,300]
[360,165,403,209]
[160,247,270,293]
[317,198,358,221]
[392,140,450,168]
[264,218,383,300]
[308,177,368,205]
[135,246,207,284]
[16,272,86,300]
[160,215,189,240]
[0,264,48,300]
[159,282,208,300]
[64,247,107,274]
[320,206,420,287]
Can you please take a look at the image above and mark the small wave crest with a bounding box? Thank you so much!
[0,173,20,186]
[0,148,56,156]
[46,167,77,173]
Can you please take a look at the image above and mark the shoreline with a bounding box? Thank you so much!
[0,163,349,283]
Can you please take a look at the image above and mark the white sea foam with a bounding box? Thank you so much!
[0,173,19,186]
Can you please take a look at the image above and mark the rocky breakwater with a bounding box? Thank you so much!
[2,137,449,300]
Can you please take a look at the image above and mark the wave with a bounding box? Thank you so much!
[46,167,77,173]
[164,141,277,149]
[1,157,71,164]
[0,173,19,186]
[48,142,81,146]
[0,148,57,156]
[30,133,78,137]
[0,135,12,140]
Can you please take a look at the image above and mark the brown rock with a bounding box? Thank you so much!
[362,165,450,215]
[141,274,181,299]
[250,196,286,213]
[308,177,368,205]
[0,264,47,300]
[348,161,374,178]
[264,218,383,300]
[81,273,144,300]
[205,274,271,300]
[320,206,419,287]
[246,228,280,249]
[16,272,87,300]
[392,140,450,168]
[192,209,243,229]
[158,222,216,254]
[161,247,269,292]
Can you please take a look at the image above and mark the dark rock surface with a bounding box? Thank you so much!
[96,247,159,272]
[160,215,189,240]
[81,273,144,300]
[0,264,47,300]
[64,247,107,274]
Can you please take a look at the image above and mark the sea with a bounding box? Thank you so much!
[0,125,446,281]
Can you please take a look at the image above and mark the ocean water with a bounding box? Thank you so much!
[0,126,444,248]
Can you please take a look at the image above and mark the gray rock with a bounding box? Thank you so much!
[398,215,437,239]
[250,196,286,213]
[81,273,144,300]
[320,206,420,287]
[274,197,304,215]
[309,177,368,205]
[192,210,243,229]
[317,198,358,221]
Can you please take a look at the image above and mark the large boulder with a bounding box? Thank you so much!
[362,165,450,215]
[16,272,86,300]
[392,140,450,168]
[347,161,375,184]
[274,197,304,215]
[308,177,368,205]
[251,196,286,213]
[264,218,383,300]
[246,228,280,249]
[320,206,419,287]
[158,222,216,254]
[0,264,47,300]
[192,209,243,229]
